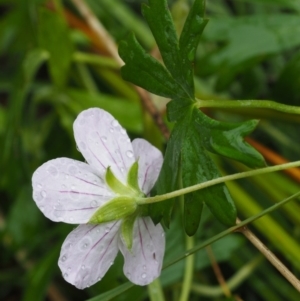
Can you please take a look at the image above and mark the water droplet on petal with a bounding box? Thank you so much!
[161,232,165,237]
[33,191,43,202]
[105,227,110,233]
[120,128,126,135]
[37,183,42,189]
[90,200,98,207]
[110,261,114,266]
[101,136,107,142]
[109,127,114,133]
[141,273,147,279]
[40,206,45,212]
[126,150,133,158]
[41,191,47,198]
[63,273,68,278]
[61,184,66,189]
[120,167,125,172]
[54,204,65,218]
[126,272,131,279]
[143,265,146,270]
[79,237,92,250]
[61,255,67,262]
[111,120,119,127]
[71,185,76,190]
[81,265,85,270]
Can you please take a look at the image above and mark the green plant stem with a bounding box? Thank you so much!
[191,256,263,297]
[163,190,300,269]
[75,63,99,94]
[179,235,194,301]
[237,218,300,292]
[147,278,165,301]
[196,98,300,115]
[73,52,119,68]
[137,161,300,205]
[179,185,194,301]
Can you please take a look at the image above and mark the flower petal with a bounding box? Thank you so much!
[132,139,163,194]
[58,221,121,289]
[119,217,165,286]
[73,108,135,182]
[32,158,114,223]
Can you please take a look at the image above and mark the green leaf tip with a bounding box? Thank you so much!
[89,196,137,224]
[119,0,208,102]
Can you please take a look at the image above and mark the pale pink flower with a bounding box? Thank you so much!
[32,108,165,289]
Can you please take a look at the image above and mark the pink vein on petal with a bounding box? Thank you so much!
[115,139,126,172]
[83,222,119,263]
[138,219,146,260]
[142,165,151,192]
[96,132,121,171]
[88,147,106,170]
[142,218,153,241]
[58,191,107,197]
[70,175,103,187]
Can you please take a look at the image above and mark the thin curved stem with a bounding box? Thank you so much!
[137,161,300,205]
[196,98,300,115]
[237,218,300,292]
[163,191,300,268]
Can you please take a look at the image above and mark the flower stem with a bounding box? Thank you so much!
[196,98,300,115]
[147,278,165,301]
[73,51,119,68]
[179,176,195,301]
[190,256,263,297]
[179,234,195,301]
[137,161,300,205]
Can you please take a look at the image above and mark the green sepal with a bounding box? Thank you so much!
[127,161,142,194]
[106,167,134,195]
[89,196,137,224]
[120,212,139,251]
